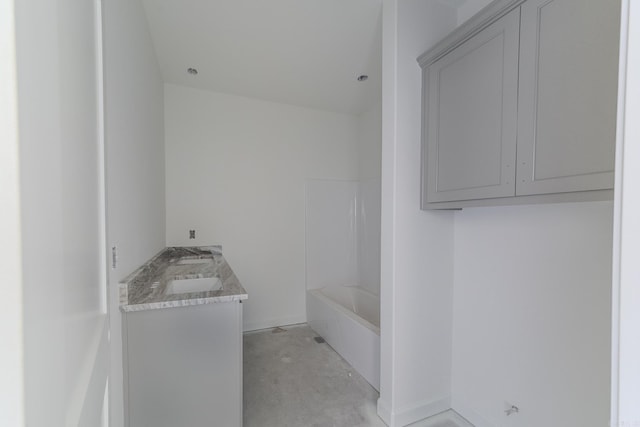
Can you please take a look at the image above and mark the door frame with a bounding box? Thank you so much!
[610,0,640,425]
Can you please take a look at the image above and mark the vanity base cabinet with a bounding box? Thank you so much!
[122,301,243,427]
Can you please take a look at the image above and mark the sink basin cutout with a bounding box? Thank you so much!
[176,258,214,265]
[166,277,222,295]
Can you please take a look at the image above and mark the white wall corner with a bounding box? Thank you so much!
[380,395,452,427]
[377,397,392,426]
[395,396,451,427]
[451,397,495,427]
[379,0,457,422]
[378,0,399,415]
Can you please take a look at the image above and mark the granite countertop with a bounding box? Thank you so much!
[119,246,248,312]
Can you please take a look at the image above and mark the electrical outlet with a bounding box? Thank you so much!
[111,246,118,269]
[189,229,196,239]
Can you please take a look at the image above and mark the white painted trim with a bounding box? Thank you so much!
[0,0,24,425]
[65,316,108,426]
[611,0,640,425]
[377,397,392,426]
[422,189,613,210]
[379,0,399,420]
[242,315,307,333]
[451,398,494,427]
[443,409,477,427]
[610,1,628,423]
[394,397,451,427]
[378,396,452,427]
[95,0,108,318]
[95,1,109,421]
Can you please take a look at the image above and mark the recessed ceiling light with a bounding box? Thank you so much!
[357,75,368,82]
[187,68,198,75]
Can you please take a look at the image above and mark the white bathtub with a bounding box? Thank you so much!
[307,285,380,391]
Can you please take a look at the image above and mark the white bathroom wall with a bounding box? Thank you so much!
[14,0,108,425]
[0,0,24,423]
[357,103,382,296]
[457,0,492,25]
[451,202,613,426]
[379,1,458,425]
[305,180,359,291]
[103,0,166,424]
[448,0,615,424]
[164,84,359,331]
[358,102,383,180]
[357,178,382,295]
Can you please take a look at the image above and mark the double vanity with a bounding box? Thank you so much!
[120,246,247,427]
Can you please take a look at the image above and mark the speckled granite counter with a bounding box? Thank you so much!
[119,246,248,312]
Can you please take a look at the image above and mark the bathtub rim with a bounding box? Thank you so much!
[308,285,380,335]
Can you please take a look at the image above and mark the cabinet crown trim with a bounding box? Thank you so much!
[417,0,526,67]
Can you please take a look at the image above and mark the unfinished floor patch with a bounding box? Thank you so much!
[243,324,473,427]
[243,324,383,427]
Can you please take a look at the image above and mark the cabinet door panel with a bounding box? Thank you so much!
[424,8,519,203]
[516,0,619,195]
[125,303,242,427]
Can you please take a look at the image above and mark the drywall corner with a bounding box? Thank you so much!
[103,0,166,425]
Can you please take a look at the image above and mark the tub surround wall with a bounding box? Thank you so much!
[357,103,383,296]
[305,179,381,295]
[304,128,382,392]
[358,178,382,296]
[305,180,359,291]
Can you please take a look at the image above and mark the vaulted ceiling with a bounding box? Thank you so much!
[141,0,383,115]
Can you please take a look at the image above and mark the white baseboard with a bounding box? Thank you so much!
[377,396,452,426]
[396,396,452,427]
[439,409,477,426]
[377,398,392,426]
[451,398,494,427]
[242,314,307,332]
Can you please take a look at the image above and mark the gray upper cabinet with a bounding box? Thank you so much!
[423,8,520,203]
[516,0,619,196]
[419,0,619,209]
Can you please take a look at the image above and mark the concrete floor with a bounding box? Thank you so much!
[243,324,472,427]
